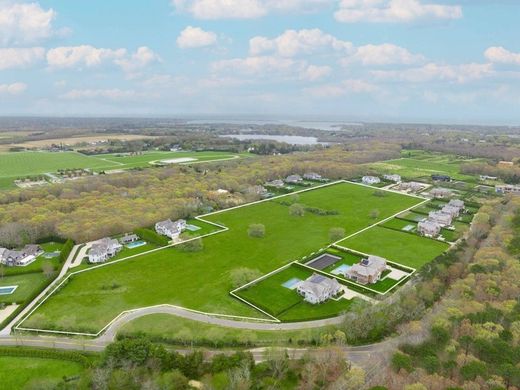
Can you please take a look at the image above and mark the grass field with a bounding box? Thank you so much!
[0,273,48,304]
[367,150,485,182]
[119,313,336,346]
[0,356,83,389]
[22,181,423,332]
[0,150,244,189]
[337,226,450,268]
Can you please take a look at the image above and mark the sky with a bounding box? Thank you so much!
[0,0,519,124]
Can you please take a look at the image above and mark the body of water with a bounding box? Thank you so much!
[220,134,326,145]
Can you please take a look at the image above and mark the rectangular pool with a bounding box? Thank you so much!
[331,264,351,275]
[282,278,301,290]
[126,240,146,249]
[0,286,18,295]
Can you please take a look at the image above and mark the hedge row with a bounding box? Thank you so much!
[59,239,75,263]
[133,228,169,246]
[0,347,92,367]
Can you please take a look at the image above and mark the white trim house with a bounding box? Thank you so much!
[155,219,187,240]
[88,238,122,263]
[297,273,342,304]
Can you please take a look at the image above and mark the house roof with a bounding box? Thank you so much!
[299,273,341,298]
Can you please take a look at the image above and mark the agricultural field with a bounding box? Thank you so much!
[21,181,424,333]
[0,150,245,189]
[367,150,485,182]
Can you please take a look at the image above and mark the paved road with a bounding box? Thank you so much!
[70,243,90,268]
[99,305,347,342]
[0,244,81,336]
[0,333,396,365]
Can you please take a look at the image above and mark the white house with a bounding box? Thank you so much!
[398,181,426,192]
[155,219,187,240]
[362,176,381,185]
[418,220,442,237]
[285,174,303,184]
[383,174,401,183]
[0,244,42,267]
[430,188,452,199]
[120,233,139,245]
[428,211,452,227]
[441,205,461,218]
[303,172,323,181]
[345,256,387,285]
[496,184,520,195]
[448,199,465,210]
[480,175,497,181]
[297,273,342,304]
[88,238,122,263]
[266,179,285,188]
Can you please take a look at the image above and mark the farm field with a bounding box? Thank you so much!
[337,226,450,269]
[0,356,83,389]
[21,181,423,333]
[366,150,485,182]
[0,150,245,189]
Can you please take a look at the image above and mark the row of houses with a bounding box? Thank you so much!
[0,244,43,267]
[266,172,325,188]
[418,199,465,237]
[496,184,520,195]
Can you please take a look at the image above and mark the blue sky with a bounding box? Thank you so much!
[0,0,519,124]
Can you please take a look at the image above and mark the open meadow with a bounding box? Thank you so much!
[21,181,423,333]
[0,150,244,189]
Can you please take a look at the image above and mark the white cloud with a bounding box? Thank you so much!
[346,43,424,65]
[172,0,266,19]
[304,79,377,97]
[212,55,298,75]
[47,45,126,68]
[335,0,463,23]
[60,88,139,100]
[0,47,45,70]
[114,46,160,73]
[249,29,352,57]
[0,2,56,45]
[300,65,332,81]
[372,62,493,83]
[172,0,331,19]
[0,82,28,95]
[177,26,217,49]
[484,46,520,66]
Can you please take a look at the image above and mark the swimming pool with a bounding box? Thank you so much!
[331,264,351,275]
[43,251,60,258]
[186,224,201,232]
[126,240,146,249]
[0,286,18,295]
[282,278,301,290]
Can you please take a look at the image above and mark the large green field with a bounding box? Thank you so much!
[0,150,244,189]
[367,150,485,182]
[337,226,450,268]
[22,182,423,333]
[0,356,83,389]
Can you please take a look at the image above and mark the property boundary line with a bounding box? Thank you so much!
[13,179,429,336]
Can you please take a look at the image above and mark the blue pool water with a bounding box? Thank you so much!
[282,278,301,290]
[43,251,60,258]
[0,286,18,295]
[126,240,146,249]
[331,264,351,275]
[186,224,201,232]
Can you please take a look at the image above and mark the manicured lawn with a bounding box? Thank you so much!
[119,313,335,346]
[381,218,417,232]
[279,298,353,322]
[0,356,83,389]
[0,273,48,304]
[0,150,245,189]
[338,226,450,269]
[237,265,312,317]
[3,242,63,277]
[23,182,423,332]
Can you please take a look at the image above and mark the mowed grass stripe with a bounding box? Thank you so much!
[23,182,423,332]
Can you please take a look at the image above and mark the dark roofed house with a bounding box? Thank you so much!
[432,174,451,182]
[296,273,342,304]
